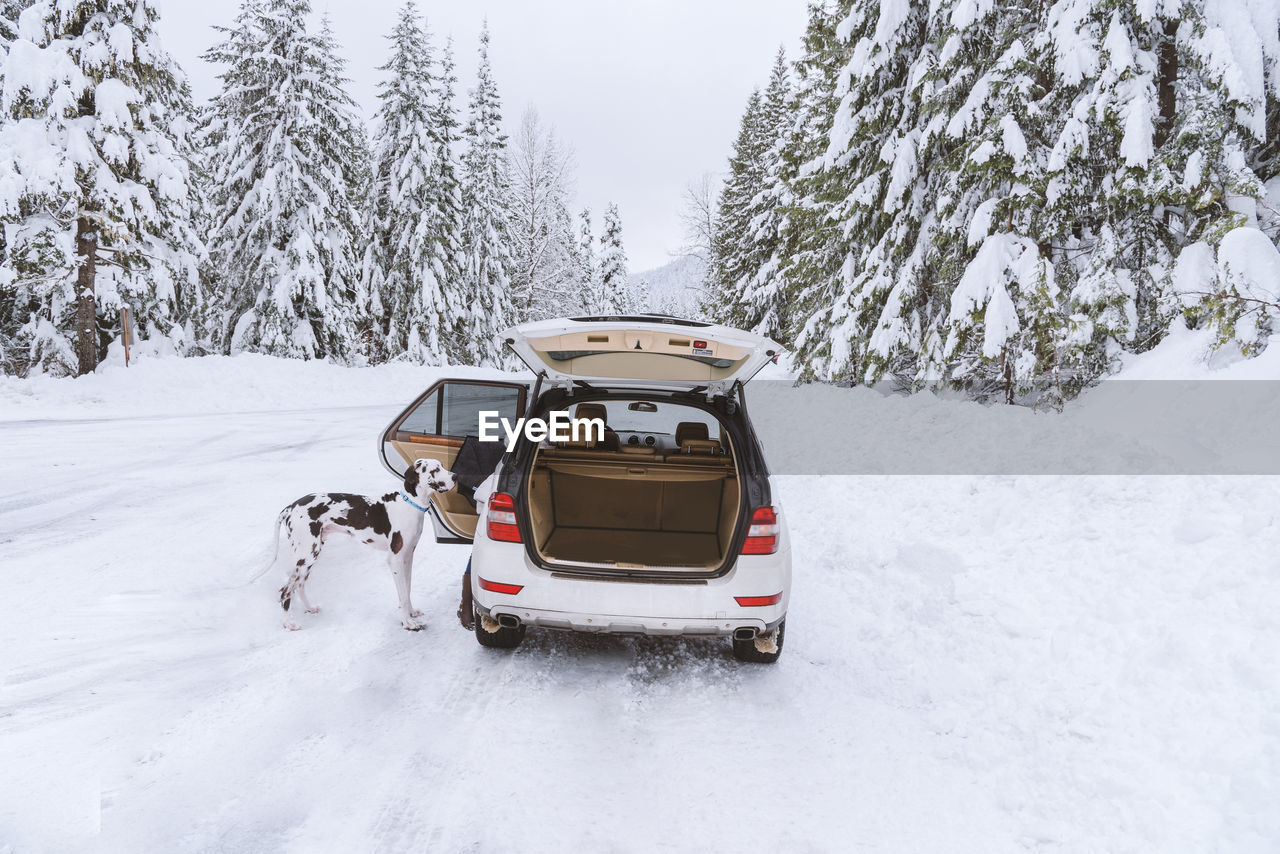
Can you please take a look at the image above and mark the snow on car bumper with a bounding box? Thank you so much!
[470,536,790,637]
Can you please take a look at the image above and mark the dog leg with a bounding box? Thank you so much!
[296,583,320,615]
[295,560,322,614]
[281,541,317,631]
[280,567,301,631]
[403,559,423,618]
[389,554,422,631]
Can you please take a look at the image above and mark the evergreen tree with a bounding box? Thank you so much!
[0,0,32,367]
[428,35,467,360]
[458,20,512,365]
[1165,0,1280,354]
[363,2,466,365]
[790,0,932,387]
[1,1,28,43]
[598,202,630,313]
[776,2,850,362]
[709,89,766,318]
[316,13,368,356]
[201,0,360,360]
[576,207,598,311]
[776,0,1280,399]
[927,0,1064,402]
[347,119,379,362]
[1026,1,1269,386]
[0,0,203,376]
[732,48,796,341]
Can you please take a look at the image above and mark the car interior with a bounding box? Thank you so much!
[525,400,742,571]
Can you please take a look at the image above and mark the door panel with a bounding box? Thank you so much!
[380,379,528,540]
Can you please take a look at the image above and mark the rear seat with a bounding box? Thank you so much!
[539,416,729,466]
[674,422,723,456]
[574,403,620,451]
[674,422,708,446]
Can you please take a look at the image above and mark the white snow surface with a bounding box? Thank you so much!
[1,355,1278,851]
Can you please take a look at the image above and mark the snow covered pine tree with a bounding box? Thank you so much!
[762,0,1280,401]
[458,20,513,366]
[429,37,468,362]
[731,48,795,343]
[200,0,363,360]
[363,2,467,365]
[710,49,798,340]
[598,202,631,313]
[0,0,202,376]
[709,89,765,321]
[576,207,599,312]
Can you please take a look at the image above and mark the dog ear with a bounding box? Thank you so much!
[403,461,421,494]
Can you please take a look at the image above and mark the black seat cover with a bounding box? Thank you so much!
[452,436,506,506]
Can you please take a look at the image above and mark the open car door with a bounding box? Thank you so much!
[380,378,528,542]
[503,316,781,395]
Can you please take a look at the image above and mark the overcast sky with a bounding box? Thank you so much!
[149,0,811,272]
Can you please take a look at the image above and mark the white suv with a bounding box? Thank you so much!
[379,316,791,662]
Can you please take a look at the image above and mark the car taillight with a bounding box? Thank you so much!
[734,592,783,607]
[478,577,524,595]
[486,492,522,543]
[741,506,778,555]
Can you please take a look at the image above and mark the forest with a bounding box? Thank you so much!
[3,0,1280,404]
[705,0,1280,402]
[0,0,635,377]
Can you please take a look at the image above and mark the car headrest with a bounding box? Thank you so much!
[674,422,709,446]
[680,438,722,456]
[574,403,608,425]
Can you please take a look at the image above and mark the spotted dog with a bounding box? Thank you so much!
[272,458,456,631]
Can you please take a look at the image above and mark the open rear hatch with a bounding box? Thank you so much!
[503,315,781,395]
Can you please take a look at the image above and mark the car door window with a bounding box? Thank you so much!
[441,383,522,437]
[392,381,526,440]
[400,392,440,435]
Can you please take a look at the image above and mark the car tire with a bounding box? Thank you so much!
[474,612,526,649]
[732,619,785,663]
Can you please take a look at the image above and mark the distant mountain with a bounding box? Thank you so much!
[629,255,707,317]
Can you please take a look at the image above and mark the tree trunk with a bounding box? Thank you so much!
[75,216,98,376]
[1155,19,1178,149]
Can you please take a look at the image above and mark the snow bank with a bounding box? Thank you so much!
[0,352,520,422]
[1117,322,1280,379]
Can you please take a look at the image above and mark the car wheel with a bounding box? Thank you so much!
[732,619,784,663]
[474,612,526,649]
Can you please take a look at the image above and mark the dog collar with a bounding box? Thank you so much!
[399,492,431,513]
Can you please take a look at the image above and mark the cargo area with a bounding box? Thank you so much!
[526,448,740,570]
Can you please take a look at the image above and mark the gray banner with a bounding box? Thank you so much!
[743,381,1280,474]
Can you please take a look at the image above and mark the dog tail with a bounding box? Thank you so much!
[243,510,287,589]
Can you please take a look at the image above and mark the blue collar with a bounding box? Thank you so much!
[400,492,431,513]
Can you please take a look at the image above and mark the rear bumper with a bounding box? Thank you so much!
[473,601,785,636]
[470,524,791,636]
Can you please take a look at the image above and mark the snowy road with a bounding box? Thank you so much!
[2,360,1278,852]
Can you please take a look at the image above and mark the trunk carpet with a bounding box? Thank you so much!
[542,528,720,568]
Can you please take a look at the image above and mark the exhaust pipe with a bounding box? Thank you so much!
[733,627,757,642]
[497,614,521,629]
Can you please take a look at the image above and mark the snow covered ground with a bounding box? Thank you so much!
[2,352,1278,852]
